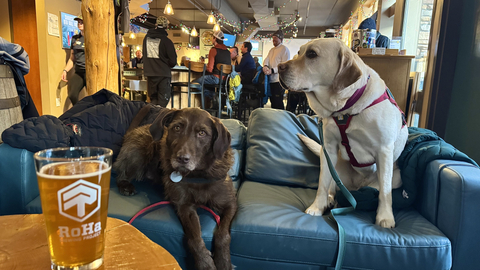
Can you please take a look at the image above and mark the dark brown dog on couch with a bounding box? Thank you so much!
[113,105,237,270]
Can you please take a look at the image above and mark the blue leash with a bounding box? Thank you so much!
[318,120,357,270]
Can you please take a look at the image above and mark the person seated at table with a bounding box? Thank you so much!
[191,30,230,107]
[131,50,143,68]
[253,56,261,69]
[199,56,205,63]
[235,41,256,84]
[230,46,239,66]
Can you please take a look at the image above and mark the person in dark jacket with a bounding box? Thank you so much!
[61,15,86,106]
[143,16,177,106]
[191,30,230,102]
[358,17,391,48]
[235,41,256,84]
[131,50,143,68]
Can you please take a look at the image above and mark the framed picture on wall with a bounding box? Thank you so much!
[61,12,79,49]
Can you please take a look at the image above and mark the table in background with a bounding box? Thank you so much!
[171,66,202,109]
[358,54,415,115]
[0,214,181,270]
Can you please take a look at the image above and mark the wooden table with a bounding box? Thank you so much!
[0,214,181,270]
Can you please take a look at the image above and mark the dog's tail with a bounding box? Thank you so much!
[127,104,153,133]
[297,134,322,157]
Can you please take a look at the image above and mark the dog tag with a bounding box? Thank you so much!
[170,171,183,183]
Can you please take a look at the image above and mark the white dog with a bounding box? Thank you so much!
[278,39,408,228]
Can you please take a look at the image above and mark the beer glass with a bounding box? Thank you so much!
[34,147,113,270]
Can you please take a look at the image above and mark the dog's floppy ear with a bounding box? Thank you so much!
[212,118,231,159]
[332,45,362,92]
[149,108,178,141]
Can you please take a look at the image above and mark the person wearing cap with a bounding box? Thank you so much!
[263,29,290,110]
[142,16,177,106]
[358,17,390,48]
[191,30,231,107]
[61,15,86,106]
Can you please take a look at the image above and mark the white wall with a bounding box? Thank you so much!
[262,38,312,61]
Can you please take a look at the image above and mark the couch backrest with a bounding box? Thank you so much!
[221,119,247,185]
[244,108,321,188]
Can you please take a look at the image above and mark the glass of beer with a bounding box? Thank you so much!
[34,147,113,270]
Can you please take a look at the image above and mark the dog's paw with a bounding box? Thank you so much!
[375,213,396,228]
[117,181,137,196]
[196,251,216,270]
[305,205,325,216]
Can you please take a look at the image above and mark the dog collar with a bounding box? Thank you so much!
[336,75,370,113]
[170,171,216,184]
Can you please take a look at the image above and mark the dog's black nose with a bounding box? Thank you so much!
[176,155,191,164]
[278,63,288,71]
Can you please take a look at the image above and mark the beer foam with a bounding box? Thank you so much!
[37,161,110,179]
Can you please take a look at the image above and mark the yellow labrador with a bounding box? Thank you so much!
[278,39,408,228]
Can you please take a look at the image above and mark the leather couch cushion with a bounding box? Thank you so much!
[231,181,452,270]
[245,109,321,188]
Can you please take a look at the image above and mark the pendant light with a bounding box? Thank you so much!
[164,0,174,15]
[191,10,198,37]
[207,0,215,24]
[213,23,220,32]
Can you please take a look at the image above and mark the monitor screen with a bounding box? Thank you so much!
[223,33,236,47]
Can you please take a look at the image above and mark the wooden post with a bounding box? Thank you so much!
[81,0,118,95]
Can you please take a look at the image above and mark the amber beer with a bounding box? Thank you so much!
[35,147,112,270]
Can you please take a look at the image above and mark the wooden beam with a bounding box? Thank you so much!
[81,0,118,95]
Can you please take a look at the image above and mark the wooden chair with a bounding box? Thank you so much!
[186,61,207,109]
[204,63,232,117]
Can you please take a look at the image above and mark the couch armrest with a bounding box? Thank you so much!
[0,143,39,215]
[416,160,480,270]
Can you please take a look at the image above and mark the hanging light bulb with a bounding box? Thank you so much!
[129,32,136,39]
[164,1,174,15]
[191,26,198,37]
[207,13,216,24]
[191,10,198,37]
[213,23,221,32]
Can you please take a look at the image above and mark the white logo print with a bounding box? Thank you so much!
[58,180,101,222]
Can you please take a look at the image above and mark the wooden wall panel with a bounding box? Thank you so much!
[10,0,42,114]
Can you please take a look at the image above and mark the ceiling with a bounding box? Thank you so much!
[130,0,368,39]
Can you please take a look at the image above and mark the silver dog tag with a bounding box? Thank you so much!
[170,171,183,182]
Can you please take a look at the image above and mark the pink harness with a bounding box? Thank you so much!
[333,77,406,167]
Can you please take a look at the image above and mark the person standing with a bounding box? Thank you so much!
[142,16,177,106]
[61,15,86,106]
[358,17,391,48]
[131,50,143,68]
[263,30,290,110]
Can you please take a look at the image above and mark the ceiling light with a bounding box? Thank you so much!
[207,14,216,24]
[191,10,198,37]
[191,26,198,37]
[164,1,174,15]
[121,42,126,47]
[213,23,220,32]
[129,33,136,39]
[298,17,302,21]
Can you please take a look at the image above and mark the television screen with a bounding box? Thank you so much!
[223,33,236,47]
[189,36,199,47]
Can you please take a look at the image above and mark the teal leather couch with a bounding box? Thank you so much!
[1,108,479,270]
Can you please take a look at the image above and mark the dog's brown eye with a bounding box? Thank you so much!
[306,50,317,59]
[198,130,206,137]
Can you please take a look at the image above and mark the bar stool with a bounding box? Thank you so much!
[186,61,207,109]
[204,64,232,117]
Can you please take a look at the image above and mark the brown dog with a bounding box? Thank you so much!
[113,106,237,270]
